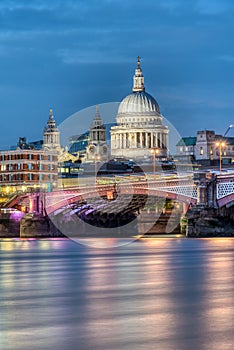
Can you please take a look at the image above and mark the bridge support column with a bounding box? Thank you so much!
[29,193,44,215]
[29,195,39,213]
[183,203,189,215]
[197,184,207,206]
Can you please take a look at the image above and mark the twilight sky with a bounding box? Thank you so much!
[0,0,234,149]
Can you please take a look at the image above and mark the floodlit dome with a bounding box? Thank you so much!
[110,57,168,159]
[117,91,160,118]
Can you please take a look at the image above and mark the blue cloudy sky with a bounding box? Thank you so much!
[0,0,234,148]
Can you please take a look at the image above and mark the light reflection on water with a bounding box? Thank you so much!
[0,238,233,350]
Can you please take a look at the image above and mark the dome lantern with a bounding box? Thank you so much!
[132,56,145,92]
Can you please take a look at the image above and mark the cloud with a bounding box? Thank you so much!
[196,0,233,15]
[217,55,234,62]
[57,48,134,65]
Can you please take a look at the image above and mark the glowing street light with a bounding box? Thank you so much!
[216,141,226,173]
[150,148,160,180]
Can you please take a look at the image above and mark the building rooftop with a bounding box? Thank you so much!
[176,137,197,147]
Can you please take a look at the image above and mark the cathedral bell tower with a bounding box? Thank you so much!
[43,109,61,152]
[86,106,108,161]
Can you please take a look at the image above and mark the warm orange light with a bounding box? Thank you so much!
[150,148,159,154]
[216,141,226,148]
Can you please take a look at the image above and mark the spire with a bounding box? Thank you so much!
[95,105,101,119]
[132,56,145,92]
[44,108,58,132]
[92,105,103,127]
[49,108,53,119]
[137,55,141,68]
[43,108,60,151]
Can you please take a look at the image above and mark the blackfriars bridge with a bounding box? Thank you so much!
[4,172,234,215]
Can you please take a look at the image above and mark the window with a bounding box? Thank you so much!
[200,147,204,155]
[180,147,183,152]
[210,148,213,155]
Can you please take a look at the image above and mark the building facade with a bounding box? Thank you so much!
[111,57,168,159]
[176,130,234,164]
[0,149,58,195]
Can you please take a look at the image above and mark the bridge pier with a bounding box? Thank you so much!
[29,193,45,215]
[197,184,207,206]
[185,206,234,237]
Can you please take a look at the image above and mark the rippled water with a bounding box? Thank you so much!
[0,238,233,350]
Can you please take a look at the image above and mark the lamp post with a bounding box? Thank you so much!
[150,148,160,180]
[216,141,226,173]
[94,154,101,181]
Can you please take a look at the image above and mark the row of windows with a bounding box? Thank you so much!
[179,146,234,154]
[0,174,57,182]
[0,164,56,171]
[118,117,161,123]
[0,154,57,161]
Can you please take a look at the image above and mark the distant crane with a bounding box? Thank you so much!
[224,124,234,137]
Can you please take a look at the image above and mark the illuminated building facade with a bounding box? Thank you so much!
[0,149,58,195]
[176,130,234,164]
[111,57,168,159]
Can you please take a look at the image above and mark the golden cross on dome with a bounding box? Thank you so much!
[49,108,53,115]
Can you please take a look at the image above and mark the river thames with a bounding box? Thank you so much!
[0,237,233,350]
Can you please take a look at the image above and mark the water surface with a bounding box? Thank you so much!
[0,238,233,350]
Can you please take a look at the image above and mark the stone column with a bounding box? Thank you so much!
[115,135,117,149]
[140,132,143,148]
[151,132,156,148]
[145,133,148,149]
[134,133,137,148]
[122,133,125,148]
[115,134,117,149]
[159,133,162,148]
[162,133,165,149]
[119,134,122,149]
[155,133,158,147]
[165,133,168,149]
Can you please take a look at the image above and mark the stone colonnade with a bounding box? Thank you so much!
[112,131,168,149]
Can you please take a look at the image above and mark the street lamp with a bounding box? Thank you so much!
[94,154,101,181]
[150,148,160,180]
[216,141,226,173]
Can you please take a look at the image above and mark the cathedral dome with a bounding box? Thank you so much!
[111,57,168,159]
[117,91,160,118]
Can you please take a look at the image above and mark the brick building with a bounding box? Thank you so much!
[0,149,58,195]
